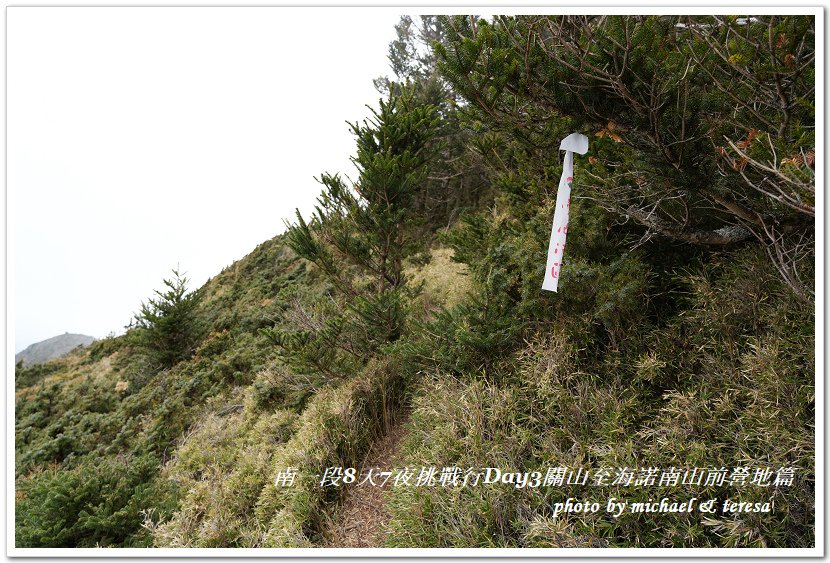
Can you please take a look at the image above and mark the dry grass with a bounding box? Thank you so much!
[406,247,472,311]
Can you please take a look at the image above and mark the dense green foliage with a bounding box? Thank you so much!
[266,92,441,381]
[435,15,814,299]
[129,269,204,369]
[15,14,814,550]
[17,453,176,547]
[15,358,67,389]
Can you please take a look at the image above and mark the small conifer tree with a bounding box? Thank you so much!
[131,268,202,369]
[266,90,440,375]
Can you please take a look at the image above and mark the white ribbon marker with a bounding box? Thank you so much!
[542,133,589,292]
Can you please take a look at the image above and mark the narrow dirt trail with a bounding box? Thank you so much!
[322,414,410,548]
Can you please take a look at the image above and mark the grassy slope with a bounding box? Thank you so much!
[15,234,315,547]
[384,245,814,548]
[14,226,814,548]
[14,232,472,548]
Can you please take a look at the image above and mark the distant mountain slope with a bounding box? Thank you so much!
[15,333,95,367]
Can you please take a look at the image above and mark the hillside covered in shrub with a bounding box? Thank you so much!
[15,15,814,549]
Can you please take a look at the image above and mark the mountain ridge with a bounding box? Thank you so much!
[15,333,96,368]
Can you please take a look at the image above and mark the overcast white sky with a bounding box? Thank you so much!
[9,7,405,352]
